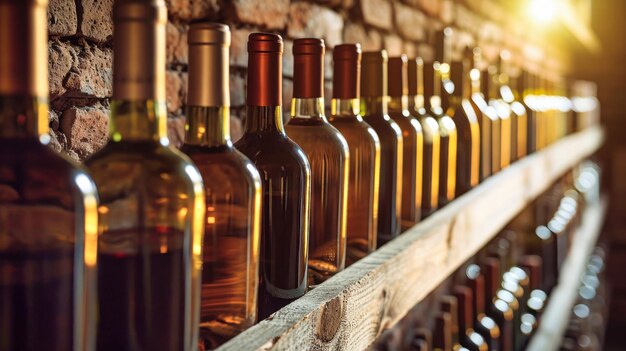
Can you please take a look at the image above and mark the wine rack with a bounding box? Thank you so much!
[217,126,604,350]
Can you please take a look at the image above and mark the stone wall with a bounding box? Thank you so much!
[46,0,562,160]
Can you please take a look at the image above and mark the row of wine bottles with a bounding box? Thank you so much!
[0,0,600,351]
[372,162,601,351]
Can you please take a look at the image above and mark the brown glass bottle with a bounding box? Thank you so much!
[441,295,487,351]
[467,48,497,182]
[234,33,311,319]
[520,70,537,154]
[360,50,403,246]
[408,58,441,218]
[465,264,501,351]
[388,55,424,229]
[481,68,502,175]
[489,64,512,170]
[328,44,381,265]
[0,1,98,349]
[509,72,528,161]
[454,286,490,351]
[285,38,348,286]
[428,28,457,207]
[447,56,480,197]
[86,3,205,350]
[433,311,454,351]
[180,23,261,348]
[423,61,457,208]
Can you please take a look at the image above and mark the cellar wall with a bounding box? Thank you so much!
[45,0,561,161]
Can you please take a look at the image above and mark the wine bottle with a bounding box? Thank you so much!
[465,264,501,351]
[181,22,262,348]
[408,57,441,218]
[425,28,457,208]
[86,1,206,350]
[467,48,498,182]
[360,50,403,246]
[452,287,489,351]
[328,44,381,265]
[433,312,453,351]
[481,67,502,175]
[448,50,480,197]
[487,61,512,170]
[388,55,424,229]
[0,0,99,349]
[285,38,349,286]
[496,51,519,164]
[234,33,311,319]
[509,68,528,160]
[441,295,487,351]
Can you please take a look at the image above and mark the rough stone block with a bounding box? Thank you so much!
[394,2,426,41]
[343,23,382,51]
[360,0,392,30]
[80,0,113,42]
[287,2,344,47]
[48,0,77,37]
[226,0,290,29]
[60,106,109,159]
[64,41,113,98]
[48,40,75,99]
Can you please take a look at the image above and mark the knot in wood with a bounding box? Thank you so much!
[316,296,343,342]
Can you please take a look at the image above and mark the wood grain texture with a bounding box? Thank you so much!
[218,126,605,351]
[527,196,608,351]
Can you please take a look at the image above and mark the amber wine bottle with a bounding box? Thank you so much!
[485,65,511,171]
[509,69,528,161]
[408,58,441,218]
[285,38,349,286]
[180,23,262,348]
[481,68,502,175]
[387,55,424,229]
[467,48,497,182]
[328,44,381,266]
[448,52,480,197]
[0,1,98,350]
[85,1,206,350]
[235,33,311,319]
[360,50,403,246]
[465,264,501,351]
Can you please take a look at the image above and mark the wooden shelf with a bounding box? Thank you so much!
[218,126,605,351]
[527,196,608,351]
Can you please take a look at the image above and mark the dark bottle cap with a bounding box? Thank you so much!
[483,257,501,305]
[247,32,283,106]
[520,255,543,291]
[466,264,486,316]
[434,312,453,351]
[293,38,325,99]
[332,43,361,99]
[407,57,424,97]
[449,61,466,98]
[388,55,408,98]
[441,296,460,345]
[453,286,474,334]
[434,27,453,65]
[361,50,388,98]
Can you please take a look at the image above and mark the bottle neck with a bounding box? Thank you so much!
[388,96,409,113]
[290,97,326,120]
[244,105,285,134]
[331,98,360,117]
[110,99,168,145]
[0,95,49,141]
[360,96,388,116]
[184,105,230,147]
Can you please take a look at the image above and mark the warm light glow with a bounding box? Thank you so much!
[528,0,559,23]
[207,216,216,224]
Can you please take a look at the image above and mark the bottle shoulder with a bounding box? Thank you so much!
[183,145,262,189]
[85,141,203,197]
[234,132,311,174]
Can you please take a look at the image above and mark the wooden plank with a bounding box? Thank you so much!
[218,126,605,351]
[527,196,608,351]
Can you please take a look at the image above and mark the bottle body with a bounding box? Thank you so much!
[361,105,403,246]
[436,114,458,207]
[87,101,205,351]
[235,106,311,319]
[285,109,348,286]
[388,107,424,230]
[181,111,261,347]
[0,100,98,351]
[452,99,480,197]
[416,113,441,218]
[329,108,380,265]
[470,94,493,182]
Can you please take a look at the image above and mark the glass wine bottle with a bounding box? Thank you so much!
[487,63,512,171]
[408,58,441,218]
[0,1,98,350]
[234,33,311,320]
[426,28,457,208]
[387,55,424,230]
[481,68,502,175]
[448,53,480,197]
[467,48,498,182]
[509,69,528,160]
[85,1,206,350]
[360,50,403,246]
[441,295,487,351]
[465,264,501,351]
[328,44,381,266]
[285,38,349,287]
[180,23,262,348]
